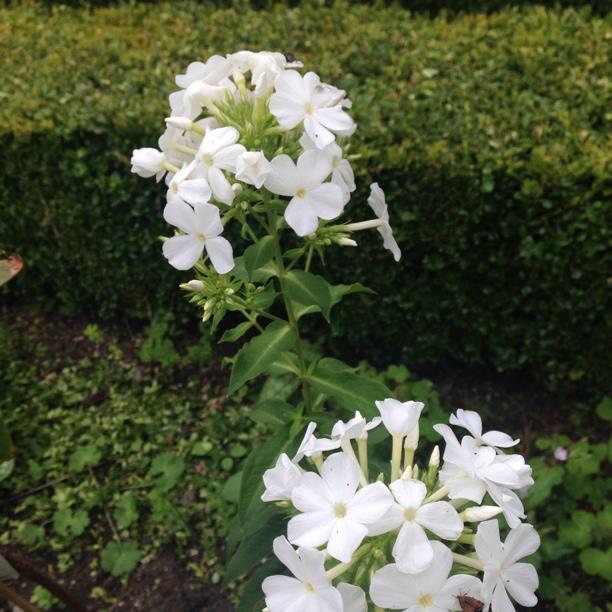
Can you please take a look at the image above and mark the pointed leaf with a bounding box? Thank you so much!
[329,282,375,307]
[284,270,333,321]
[219,321,253,343]
[228,322,296,394]
[244,236,276,278]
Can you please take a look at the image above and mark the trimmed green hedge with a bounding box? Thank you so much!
[0,3,610,392]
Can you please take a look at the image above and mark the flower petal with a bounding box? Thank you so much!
[314,106,355,135]
[214,143,246,172]
[491,581,516,612]
[192,202,223,236]
[449,409,483,438]
[292,472,334,512]
[304,115,336,149]
[306,183,345,220]
[163,199,198,234]
[265,154,300,197]
[297,546,328,588]
[436,574,483,611]
[481,430,520,448]
[370,564,418,609]
[177,178,211,206]
[503,563,538,607]
[284,196,319,236]
[162,234,203,270]
[205,236,234,274]
[207,166,234,205]
[271,536,307,581]
[417,501,463,540]
[327,518,368,563]
[338,583,367,612]
[288,511,334,548]
[321,452,361,503]
[475,520,503,567]
[502,524,540,566]
[296,149,333,187]
[347,481,393,524]
[390,479,427,509]
[392,521,433,574]
[200,126,239,156]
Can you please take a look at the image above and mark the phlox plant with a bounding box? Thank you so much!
[131,51,540,612]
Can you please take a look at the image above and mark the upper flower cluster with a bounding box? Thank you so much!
[261,403,540,612]
[130,51,401,276]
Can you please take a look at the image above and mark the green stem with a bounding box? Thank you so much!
[391,435,403,481]
[452,552,484,572]
[305,245,314,272]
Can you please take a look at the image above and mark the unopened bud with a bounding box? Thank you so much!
[232,183,243,195]
[428,446,440,470]
[224,288,235,296]
[460,506,503,522]
[404,424,419,450]
[202,311,211,323]
[204,300,214,312]
[336,237,358,247]
[412,464,420,479]
[165,116,194,131]
[188,279,204,290]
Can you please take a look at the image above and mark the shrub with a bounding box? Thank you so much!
[0,2,610,392]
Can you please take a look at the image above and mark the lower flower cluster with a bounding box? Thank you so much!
[260,401,540,611]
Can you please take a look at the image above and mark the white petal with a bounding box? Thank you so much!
[481,430,520,448]
[367,183,387,219]
[163,199,198,234]
[311,586,344,612]
[208,166,235,205]
[503,563,538,607]
[288,511,335,548]
[314,106,355,135]
[193,202,223,237]
[449,409,483,438]
[205,236,234,274]
[262,575,309,612]
[377,399,423,437]
[297,546,328,588]
[390,479,427,509]
[304,115,336,149]
[272,536,308,581]
[292,472,334,512]
[392,521,433,574]
[327,518,368,563]
[214,143,246,172]
[502,524,540,566]
[347,481,393,524]
[177,178,211,205]
[269,92,306,129]
[200,126,239,156]
[338,583,367,612]
[284,197,319,236]
[492,582,516,612]
[321,452,360,503]
[296,149,333,187]
[367,503,404,536]
[265,154,301,196]
[162,234,203,270]
[480,462,521,488]
[417,501,463,540]
[475,520,503,567]
[436,574,483,610]
[370,564,418,609]
[305,183,344,220]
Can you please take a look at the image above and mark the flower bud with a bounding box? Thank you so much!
[188,279,204,290]
[165,116,194,131]
[336,237,358,247]
[428,445,440,470]
[460,506,503,522]
[232,183,243,195]
[224,288,235,296]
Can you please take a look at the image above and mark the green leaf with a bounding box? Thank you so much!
[53,508,89,537]
[579,547,612,581]
[225,513,286,583]
[249,400,295,427]
[0,459,14,482]
[15,523,44,547]
[114,493,139,530]
[284,271,333,322]
[100,541,142,577]
[267,351,301,377]
[228,321,297,395]
[559,510,594,549]
[596,397,612,421]
[329,282,375,307]
[68,445,101,472]
[525,465,564,508]
[308,358,392,417]
[236,558,283,612]
[148,452,185,491]
[244,236,276,278]
[222,470,242,503]
[219,321,253,344]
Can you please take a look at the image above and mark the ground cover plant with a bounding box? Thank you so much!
[0,2,610,393]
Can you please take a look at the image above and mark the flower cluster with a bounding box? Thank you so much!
[131,50,401,280]
[261,404,540,612]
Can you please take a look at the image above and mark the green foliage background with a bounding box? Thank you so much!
[0,1,610,393]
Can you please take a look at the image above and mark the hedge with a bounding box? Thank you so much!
[0,2,610,393]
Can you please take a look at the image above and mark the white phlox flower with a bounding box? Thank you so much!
[262,536,343,612]
[166,161,212,207]
[369,479,463,573]
[262,453,304,502]
[375,399,424,438]
[367,183,401,262]
[434,425,527,527]
[162,200,234,273]
[194,126,246,204]
[270,70,356,149]
[264,150,344,236]
[288,452,393,562]
[338,583,367,612]
[370,541,483,611]
[331,411,381,442]
[450,409,519,449]
[130,148,167,181]
[475,521,540,612]
[235,150,273,188]
[293,422,340,463]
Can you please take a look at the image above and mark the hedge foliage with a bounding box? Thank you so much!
[0,2,610,392]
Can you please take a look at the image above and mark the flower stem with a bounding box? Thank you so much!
[357,438,369,482]
[423,485,449,504]
[391,435,403,481]
[452,552,484,572]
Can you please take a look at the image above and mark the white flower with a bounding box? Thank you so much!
[262,536,342,612]
[270,70,356,149]
[265,150,344,236]
[450,409,519,449]
[331,411,381,442]
[262,453,304,502]
[228,50,303,97]
[301,134,356,204]
[288,452,393,562]
[235,150,273,188]
[461,505,504,522]
[370,541,483,611]
[194,127,246,204]
[475,521,540,612]
[367,183,401,262]
[375,399,424,438]
[293,422,340,463]
[371,479,463,573]
[167,162,212,207]
[175,55,234,90]
[162,200,234,273]
[130,148,167,181]
[338,583,367,612]
[434,425,528,528]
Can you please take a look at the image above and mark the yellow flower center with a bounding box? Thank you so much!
[333,502,347,518]
[404,507,417,521]
[304,581,315,593]
[295,187,306,198]
[201,153,214,167]
[304,102,313,115]
[196,233,206,242]
[418,594,433,607]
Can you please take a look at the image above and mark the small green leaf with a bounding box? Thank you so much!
[100,541,142,577]
[579,547,612,581]
[148,452,185,491]
[219,321,253,343]
[15,523,44,547]
[249,400,295,427]
[244,236,276,278]
[53,508,89,537]
[0,459,14,482]
[284,271,333,321]
[329,282,375,307]
[228,321,296,395]
[68,445,102,472]
[596,397,612,422]
[114,493,139,530]
[222,470,242,503]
